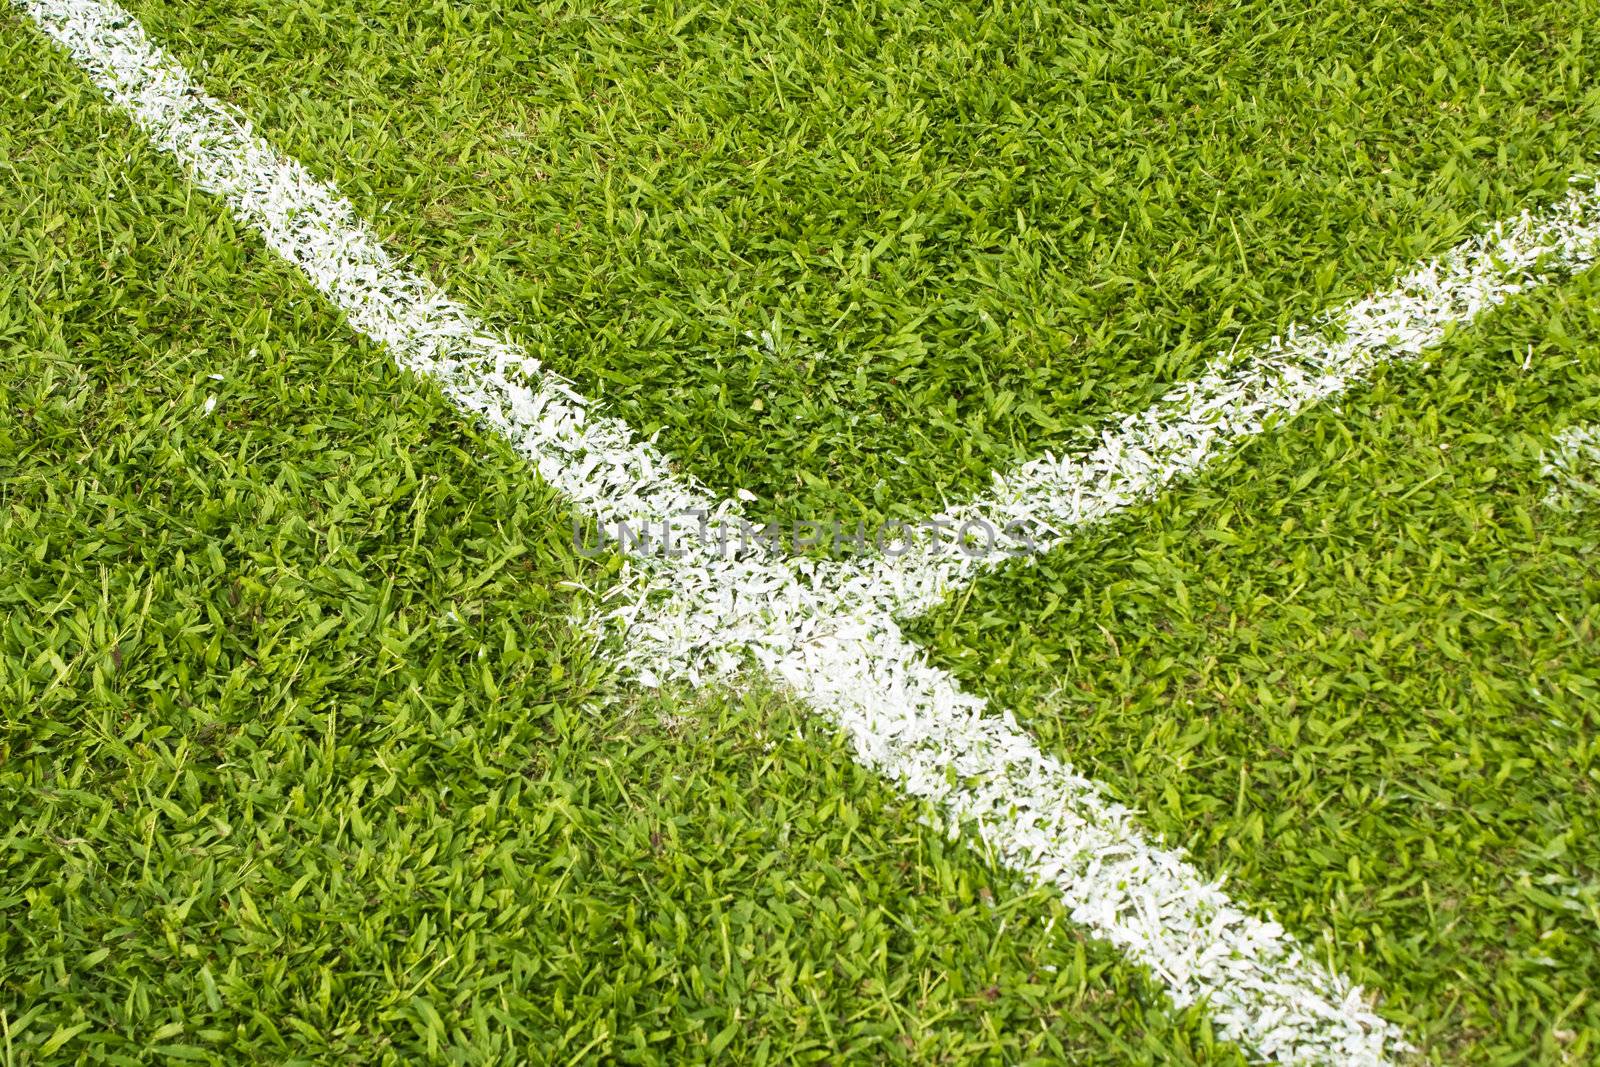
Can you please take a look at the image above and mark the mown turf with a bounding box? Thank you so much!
[913,270,1600,1062]
[10,0,1600,1063]
[109,0,1600,525]
[0,16,1247,1064]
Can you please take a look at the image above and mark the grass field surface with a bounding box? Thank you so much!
[913,272,1600,1060]
[96,0,1600,520]
[4,0,1600,1062]
[0,22,1238,1062]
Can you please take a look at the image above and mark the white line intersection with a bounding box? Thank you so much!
[22,1,1600,1060]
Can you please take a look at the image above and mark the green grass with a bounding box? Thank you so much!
[913,272,1600,1061]
[110,0,1600,524]
[7,0,1600,1062]
[0,15,1243,1063]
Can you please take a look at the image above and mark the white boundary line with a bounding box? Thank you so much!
[31,0,1600,1060]
[822,190,1600,618]
[5,0,725,537]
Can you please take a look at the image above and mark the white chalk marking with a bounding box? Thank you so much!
[14,0,724,537]
[49,0,1600,1060]
[826,189,1600,618]
[1541,423,1600,509]
[622,589,1408,1063]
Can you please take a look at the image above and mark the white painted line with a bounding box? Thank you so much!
[620,590,1409,1064]
[12,0,726,538]
[13,1,1504,1060]
[1541,423,1600,509]
[626,183,1599,1061]
[829,186,1600,619]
